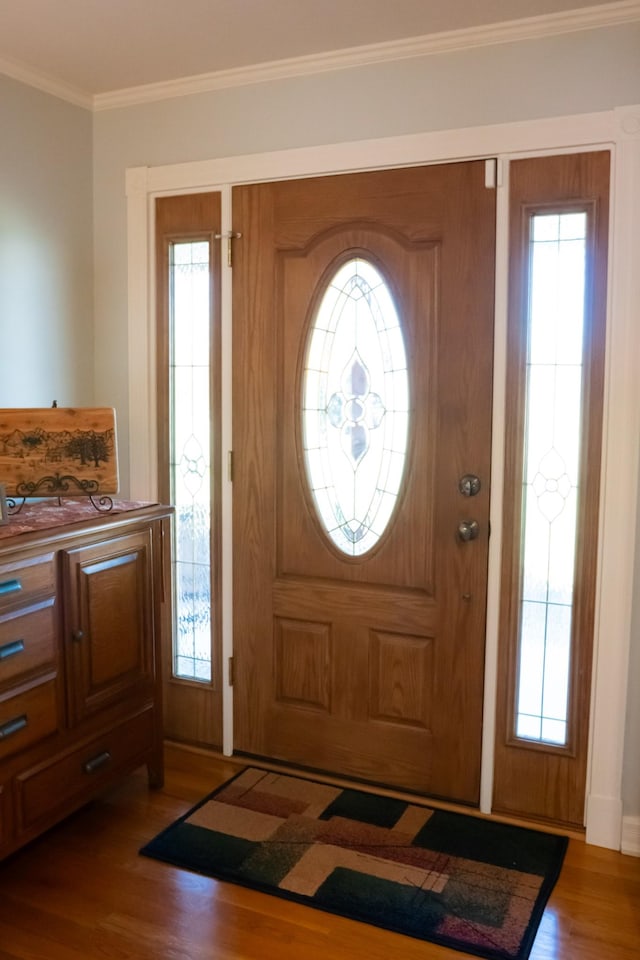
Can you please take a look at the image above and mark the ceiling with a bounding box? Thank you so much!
[0,0,632,103]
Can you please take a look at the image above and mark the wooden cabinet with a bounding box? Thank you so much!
[0,501,172,859]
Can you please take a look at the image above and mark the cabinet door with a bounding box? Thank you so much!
[64,528,155,724]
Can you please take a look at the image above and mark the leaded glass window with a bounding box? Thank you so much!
[302,257,409,556]
[169,241,212,681]
[515,212,587,745]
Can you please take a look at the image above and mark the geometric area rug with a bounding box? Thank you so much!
[140,767,568,960]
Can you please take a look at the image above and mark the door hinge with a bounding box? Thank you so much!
[228,450,234,482]
[215,230,242,268]
[228,656,235,686]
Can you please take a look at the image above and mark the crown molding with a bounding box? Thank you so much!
[1,2,638,113]
[0,55,92,110]
[95,1,640,111]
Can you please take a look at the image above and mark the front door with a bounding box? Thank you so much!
[232,161,495,804]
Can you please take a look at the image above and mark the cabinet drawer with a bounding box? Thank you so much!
[0,554,56,611]
[0,678,59,761]
[16,708,155,829]
[0,599,57,687]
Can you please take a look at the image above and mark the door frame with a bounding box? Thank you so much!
[125,103,640,850]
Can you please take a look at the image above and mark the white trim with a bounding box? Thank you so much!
[127,104,640,848]
[480,158,510,815]
[96,1,640,111]
[585,104,640,847]
[220,186,234,757]
[621,816,640,856]
[126,166,158,501]
[144,111,616,193]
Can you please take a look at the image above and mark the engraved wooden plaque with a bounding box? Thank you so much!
[0,408,118,497]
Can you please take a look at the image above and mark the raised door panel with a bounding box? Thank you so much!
[63,528,155,724]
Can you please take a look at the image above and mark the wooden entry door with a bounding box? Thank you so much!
[232,162,495,804]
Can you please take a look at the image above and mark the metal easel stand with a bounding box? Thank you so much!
[8,474,114,514]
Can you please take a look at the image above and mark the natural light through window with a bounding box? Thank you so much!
[170,241,212,681]
[515,211,587,745]
[302,257,409,556]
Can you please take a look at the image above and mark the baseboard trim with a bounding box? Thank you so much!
[621,815,640,856]
[585,792,623,849]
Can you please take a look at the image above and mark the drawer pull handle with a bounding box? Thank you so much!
[83,751,112,775]
[0,579,21,597]
[0,639,25,661]
[72,630,84,643]
[0,714,28,740]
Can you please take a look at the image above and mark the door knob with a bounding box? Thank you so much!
[459,474,481,497]
[458,520,479,542]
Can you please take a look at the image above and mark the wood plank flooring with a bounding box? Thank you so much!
[0,744,638,959]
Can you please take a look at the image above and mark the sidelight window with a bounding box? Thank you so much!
[515,211,588,745]
[169,240,212,681]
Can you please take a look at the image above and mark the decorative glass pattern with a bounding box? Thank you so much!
[302,257,409,556]
[170,241,212,681]
[515,212,587,745]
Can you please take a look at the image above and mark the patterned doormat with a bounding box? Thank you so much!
[140,766,568,960]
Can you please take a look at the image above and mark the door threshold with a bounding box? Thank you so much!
[164,739,584,840]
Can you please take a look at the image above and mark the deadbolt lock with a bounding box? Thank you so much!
[459,474,481,497]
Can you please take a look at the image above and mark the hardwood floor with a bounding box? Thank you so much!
[0,744,638,959]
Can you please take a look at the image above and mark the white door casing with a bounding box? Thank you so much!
[125,104,640,850]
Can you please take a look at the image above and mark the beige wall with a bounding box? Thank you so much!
[0,75,93,407]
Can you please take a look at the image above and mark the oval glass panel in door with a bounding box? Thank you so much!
[302,257,409,556]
